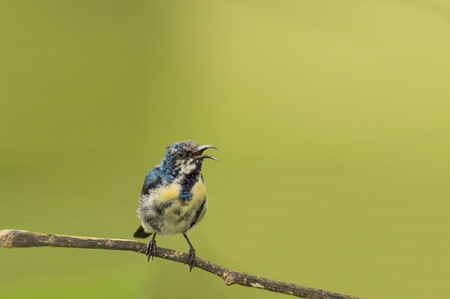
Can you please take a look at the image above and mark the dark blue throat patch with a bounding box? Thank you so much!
[180,170,202,201]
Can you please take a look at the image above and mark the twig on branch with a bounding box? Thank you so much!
[0,229,363,299]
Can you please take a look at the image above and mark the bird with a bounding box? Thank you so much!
[133,140,218,271]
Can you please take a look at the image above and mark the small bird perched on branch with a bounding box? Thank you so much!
[134,140,218,271]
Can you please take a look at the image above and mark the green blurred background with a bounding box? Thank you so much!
[1,1,449,298]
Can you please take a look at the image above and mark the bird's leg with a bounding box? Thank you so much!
[146,233,157,262]
[183,233,196,271]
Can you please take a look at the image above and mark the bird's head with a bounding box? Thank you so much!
[160,140,218,180]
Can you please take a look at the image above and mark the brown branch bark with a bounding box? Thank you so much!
[0,229,364,299]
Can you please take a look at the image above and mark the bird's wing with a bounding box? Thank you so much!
[141,166,163,195]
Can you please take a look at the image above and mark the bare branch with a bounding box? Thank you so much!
[0,229,364,299]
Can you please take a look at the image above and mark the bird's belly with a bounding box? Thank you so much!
[140,180,208,235]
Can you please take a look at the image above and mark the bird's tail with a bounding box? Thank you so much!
[133,225,152,238]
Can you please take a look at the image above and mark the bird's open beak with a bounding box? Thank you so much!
[191,145,219,162]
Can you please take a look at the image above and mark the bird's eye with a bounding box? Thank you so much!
[178,152,184,157]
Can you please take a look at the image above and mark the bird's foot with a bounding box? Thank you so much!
[146,238,157,262]
[184,248,196,271]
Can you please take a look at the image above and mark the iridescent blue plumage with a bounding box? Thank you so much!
[141,168,162,195]
[134,140,218,271]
